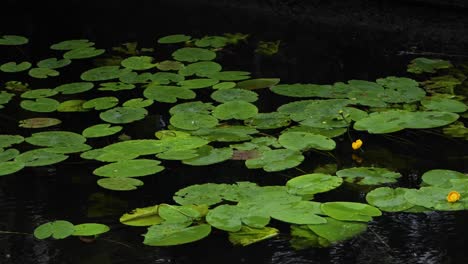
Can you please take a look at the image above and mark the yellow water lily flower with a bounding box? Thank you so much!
[447,191,461,203]
[352,139,363,150]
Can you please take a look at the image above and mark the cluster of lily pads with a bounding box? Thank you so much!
[0,33,467,247]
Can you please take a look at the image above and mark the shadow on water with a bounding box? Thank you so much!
[1,0,468,263]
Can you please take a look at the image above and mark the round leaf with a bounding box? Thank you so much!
[172,47,216,62]
[286,173,343,196]
[99,107,148,124]
[33,220,75,239]
[321,202,382,222]
[0,61,31,72]
[72,223,110,236]
[279,132,336,151]
[82,124,123,138]
[169,113,218,130]
[213,101,258,120]
[93,159,164,177]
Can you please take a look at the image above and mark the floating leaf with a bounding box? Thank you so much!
[229,226,279,246]
[50,39,94,50]
[143,223,211,246]
[19,118,62,128]
[206,205,242,232]
[190,126,257,142]
[157,149,199,160]
[321,202,381,222]
[421,75,463,94]
[245,149,304,172]
[421,169,467,187]
[100,107,148,124]
[270,201,326,224]
[150,72,185,84]
[182,146,233,166]
[178,78,219,89]
[407,57,452,74]
[120,205,163,226]
[172,47,216,62]
[354,110,459,134]
[336,167,402,185]
[404,187,467,211]
[0,61,32,72]
[44,143,91,154]
[308,217,367,243]
[143,85,196,103]
[0,149,20,162]
[80,66,127,81]
[170,113,218,130]
[195,36,229,48]
[37,58,71,69]
[119,71,152,84]
[20,98,59,112]
[169,101,214,115]
[0,161,25,176]
[15,149,68,166]
[33,220,75,239]
[205,71,250,81]
[236,78,280,90]
[211,88,258,103]
[121,56,157,70]
[123,98,154,108]
[93,159,164,177]
[279,132,335,151]
[0,91,14,106]
[179,61,222,77]
[72,223,110,236]
[366,187,414,212]
[26,131,86,147]
[97,177,144,191]
[174,183,234,206]
[376,77,425,103]
[82,96,119,110]
[0,35,29,45]
[271,84,340,98]
[159,204,198,224]
[82,124,123,138]
[156,60,184,71]
[213,101,258,120]
[443,121,468,140]
[57,100,88,112]
[286,174,343,197]
[21,88,58,99]
[98,82,135,91]
[28,68,59,79]
[54,82,94,94]
[101,140,166,157]
[158,34,191,44]
[213,82,236,89]
[63,47,105,59]
[421,96,467,113]
[0,135,24,148]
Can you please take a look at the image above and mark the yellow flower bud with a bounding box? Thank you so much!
[352,139,363,150]
[447,191,461,203]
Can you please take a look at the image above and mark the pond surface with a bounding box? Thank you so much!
[1,1,467,263]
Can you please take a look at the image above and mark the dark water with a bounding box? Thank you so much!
[1,1,468,263]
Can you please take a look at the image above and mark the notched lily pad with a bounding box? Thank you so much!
[97,177,144,191]
[50,39,94,50]
[0,35,29,45]
[20,98,59,112]
[0,61,32,72]
[33,220,75,239]
[170,113,218,130]
[99,107,148,124]
[93,159,164,177]
[28,68,59,79]
[245,149,304,172]
[286,174,343,197]
[82,124,123,138]
[19,118,62,128]
[172,47,216,62]
[279,132,336,151]
[336,167,402,185]
[213,101,258,120]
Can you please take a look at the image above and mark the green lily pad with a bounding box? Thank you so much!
[0,135,24,148]
[170,113,218,130]
[156,60,184,71]
[37,58,72,69]
[14,149,68,166]
[279,132,336,151]
[20,98,59,112]
[284,126,346,138]
[81,66,127,81]
[443,121,468,140]
[50,39,94,50]
[178,78,219,89]
[100,107,148,124]
[123,98,154,108]
[244,112,291,129]
[57,100,88,112]
[21,89,58,99]
[82,96,119,110]
[354,110,459,133]
[236,78,281,90]
[98,82,135,91]
[376,77,426,103]
[190,126,257,142]
[143,85,196,103]
[63,47,105,59]
[211,88,258,102]
[179,61,222,77]
[336,167,402,185]
[0,148,20,162]
[213,82,236,89]
[286,174,343,197]
[229,226,279,246]
[33,220,75,239]
[321,202,382,222]
[245,149,304,172]
[195,36,229,48]
[308,217,367,243]
[213,101,258,120]
[93,159,164,177]
[271,84,340,98]
[174,183,234,206]
[421,169,467,187]
[404,187,467,211]
[44,143,92,154]
[156,149,199,160]
[98,177,144,191]
[0,161,25,176]
[270,201,326,224]
[101,140,166,157]
[121,56,157,70]
[158,34,191,44]
[407,57,452,74]
[120,205,163,226]
[421,75,462,94]
[158,204,200,224]
[150,72,185,84]
[119,71,152,84]
[25,131,86,147]
[72,223,110,236]
[206,205,242,232]
[172,47,216,62]
[169,101,214,115]
[0,91,14,106]
[366,187,414,212]
[421,96,467,113]
[28,68,59,78]
[0,35,29,45]
[0,61,32,72]
[54,82,94,94]
[182,146,233,166]
[82,124,123,138]
[205,71,251,81]
[143,223,211,246]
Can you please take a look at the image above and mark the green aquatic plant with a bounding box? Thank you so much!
[0,61,32,72]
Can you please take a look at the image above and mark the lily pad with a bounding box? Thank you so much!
[172,47,216,62]
[0,149,20,162]
[421,169,467,187]
[121,56,157,70]
[20,98,59,112]
[80,66,127,81]
[279,132,336,151]
[0,91,15,106]
[19,118,62,129]
[213,82,236,89]
[190,126,257,142]
[98,82,135,91]
[179,61,222,77]
[82,124,123,138]
[421,96,467,113]
[182,146,233,166]
[25,131,86,147]
[21,89,58,99]
[366,187,414,212]
[33,220,75,239]
[286,174,343,197]
[404,187,467,211]
[321,202,382,222]
[270,201,326,224]
[0,161,25,176]
[98,177,144,191]
[213,101,258,120]
[206,205,242,232]
[0,135,24,148]
[236,78,281,90]
[14,149,68,166]
[50,39,94,50]
[195,36,229,48]
[143,223,211,246]
[336,167,402,185]
[205,71,251,81]
[0,61,32,72]
[211,88,258,102]
[158,34,191,44]
[82,96,119,110]
[156,149,199,160]
[37,58,72,69]
[93,159,164,177]
[244,112,291,129]
[28,68,59,79]
[123,98,154,108]
[72,223,110,236]
[170,113,218,130]
[63,47,105,59]
[144,85,196,103]
[308,217,367,243]
[57,100,88,112]
[376,77,426,103]
[169,101,214,115]
[54,82,94,94]
[407,57,452,74]
[120,205,163,226]
[99,107,148,124]
[156,60,184,71]
[0,35,29,45]
[443,121,468,140]
[178,78,219,89]
[229,226,279,246]
[245,149,304,172]
[150,72,185,84]
[174,183,235,206]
